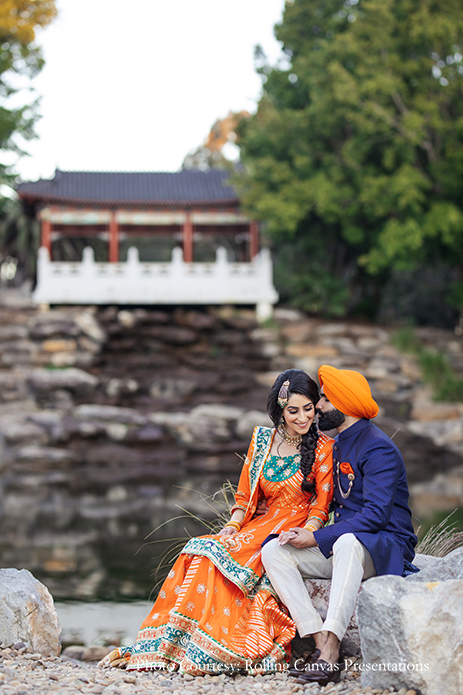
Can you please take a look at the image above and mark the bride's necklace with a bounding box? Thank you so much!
[278,424,302,447]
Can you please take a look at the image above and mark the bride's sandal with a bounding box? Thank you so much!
[98,648,131,669]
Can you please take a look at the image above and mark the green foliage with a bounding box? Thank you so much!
[236,0,463,319]
[391,327,463,401]
[0,0,57,183]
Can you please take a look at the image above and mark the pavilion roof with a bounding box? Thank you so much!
[16,169,240,207]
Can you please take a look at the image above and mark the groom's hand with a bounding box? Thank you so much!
[279,527,318,549]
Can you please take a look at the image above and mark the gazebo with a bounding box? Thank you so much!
[17,169,278,319]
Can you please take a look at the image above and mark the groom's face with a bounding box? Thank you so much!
[316,388,346,431]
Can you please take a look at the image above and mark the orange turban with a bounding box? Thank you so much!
[318,365,379,419]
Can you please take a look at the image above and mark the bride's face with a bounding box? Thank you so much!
[283,393,315,437]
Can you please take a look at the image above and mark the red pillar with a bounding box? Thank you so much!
[41,218,52,256]
[109,211,119,263]
[250,220,259,259]
[183,212,193,263]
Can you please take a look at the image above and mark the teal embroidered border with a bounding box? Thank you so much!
[181,537,260,594]
[130,610,287,674]
[248,427,273,500]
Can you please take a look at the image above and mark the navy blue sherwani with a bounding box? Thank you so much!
[313,419,417,576]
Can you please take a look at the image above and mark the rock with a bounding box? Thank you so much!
[144,325,198,345]
[177,309,217,330]
[73,404,147,425]
[29,318,80,339]
[0,371,28,402]
[41,339,78,353]
[408,419,463,448]
[74,311,106,343]
[286,344,339,358]
[0,568,61,656]
[314,323,349,336]
[105,378,139,398]
[117,310,137,328]
[29,368,98,395]
[409,468,463,518]
[364,358,400,379]
[49,351,95,368]
[274,308,305,322]
[129,424,163,442]
[14,446,81,469]
[280,321,314,343]
[0,415,47,446]
[150,377,197,400]
[236,410,272,441]
[356,336,384,351]
[260,342,281,358]
[357,575,463,695]
[82,645,112,661]
[150,404,243,450]
[302,578,361,657]
[411,398,462,422]
[407,546,463,583]
[62,645,85,660]
[254,372,281,388]
[0,325,29,341]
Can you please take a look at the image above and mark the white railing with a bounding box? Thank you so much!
[33,246,278,320]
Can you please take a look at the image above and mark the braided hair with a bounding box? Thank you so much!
[267,369,320,499]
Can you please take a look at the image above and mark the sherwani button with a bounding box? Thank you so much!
[339,504,344,508]
[336,512,340,517]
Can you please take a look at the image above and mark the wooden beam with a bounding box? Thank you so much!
[41,218,52,256]
[250,221,259,259]
[109,211,119,263]
[183,212,193,263]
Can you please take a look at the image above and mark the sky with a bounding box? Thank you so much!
[12,0,287,183]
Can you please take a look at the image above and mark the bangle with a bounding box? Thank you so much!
[225,520,242,531]
[304,524,317,532]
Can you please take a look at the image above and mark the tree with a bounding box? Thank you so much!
[236,0,463,321]
[0,0,57,182]
[0,1,56,285]
[183,111,249,170]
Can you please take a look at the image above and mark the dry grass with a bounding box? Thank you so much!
[140,480,237,594]
[416,510,463,557]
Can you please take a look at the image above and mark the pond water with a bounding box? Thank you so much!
[55,601,153,648]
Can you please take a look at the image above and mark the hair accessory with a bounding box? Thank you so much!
[277,380,291,408]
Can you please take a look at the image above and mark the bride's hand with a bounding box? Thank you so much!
[278,529,299,546]
[218,526,237,536]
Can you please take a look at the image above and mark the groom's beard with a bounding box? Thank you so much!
[317,408,346,431]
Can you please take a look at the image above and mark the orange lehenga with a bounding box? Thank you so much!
[123,426,333,675]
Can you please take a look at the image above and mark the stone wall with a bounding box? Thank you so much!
[0,293,462,599]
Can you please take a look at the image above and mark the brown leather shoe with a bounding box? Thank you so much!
[288,648,321,677]
[294,658,342,686]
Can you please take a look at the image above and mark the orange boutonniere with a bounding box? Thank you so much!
[340,462,354,476]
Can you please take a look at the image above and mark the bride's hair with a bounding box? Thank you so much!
[267,369,320,498]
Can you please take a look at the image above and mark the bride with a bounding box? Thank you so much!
[100,369,333,675]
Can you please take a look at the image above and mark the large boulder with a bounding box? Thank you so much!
[408,546,463,583]
[357,575,463,695]
[0,568,61,656]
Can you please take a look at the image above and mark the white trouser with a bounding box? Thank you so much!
[261,533,376,641]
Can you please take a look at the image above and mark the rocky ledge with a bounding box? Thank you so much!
[1,297,463,599]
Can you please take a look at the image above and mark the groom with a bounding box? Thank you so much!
[261,365,417,686]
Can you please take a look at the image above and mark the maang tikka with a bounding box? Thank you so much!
[277,380,290,408]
